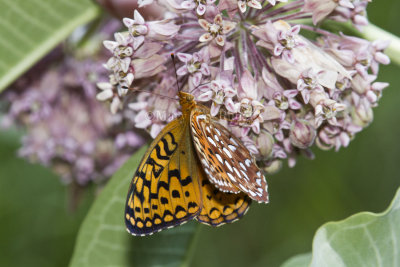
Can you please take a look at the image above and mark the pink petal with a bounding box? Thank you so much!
[198,91,213,101]
[210,102,220,116]
[199,33,212,43]
[200,63,210,75]
[176,66,188,76]
[248,0,261,9]
[123,18,135,28]
[133,10,145,24]
[215,35,225,46]
[96,90,113,101]
[150,124,163,138]
[283,89,298,98]
[238,1,247,13]
[214,14,223,25]
[290,25,301,35]
[177,52,192,62]
[374,52,390,65]
[192,72,202,87]
[197,4,206,15]
[289,99,301,110]
[133,36,145,50]
[274,44,284,56]
[240,70,256,99]
[198,19,210,31]
[224,98,236,113]
[181,0,196,9]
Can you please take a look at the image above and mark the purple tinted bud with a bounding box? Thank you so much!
[289,120,316,149]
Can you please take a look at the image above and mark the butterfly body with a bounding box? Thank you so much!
[125,91,268,236]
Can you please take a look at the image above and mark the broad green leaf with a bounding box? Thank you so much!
[0,0,101,91]
[69,147,200,267]
[281,253,311,267]
[281,187,400,267]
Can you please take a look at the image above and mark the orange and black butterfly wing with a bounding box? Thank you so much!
[125,117,202,236]
[196,170,251,226]
[191,107,269,203]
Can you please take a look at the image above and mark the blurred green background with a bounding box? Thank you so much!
[1,1,399,266]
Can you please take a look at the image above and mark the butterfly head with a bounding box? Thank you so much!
[178,91,196,116]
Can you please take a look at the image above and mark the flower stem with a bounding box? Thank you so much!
[361,24,400,67]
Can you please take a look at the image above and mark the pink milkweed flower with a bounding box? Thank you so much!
[331,0,369,30]
[236,70,265,134]
[97,0,390,170]
[197,71,237,116]
[269,90,301,110]
[314,97,347,127]
[237,0,261,13]
[180,0,216,15]
[176,50,211,89]
[123,10,180,49]
[303,0,354,25]
[199,14,237,47]
[128,76,179,138]
[253,20,303,64]
[297,68,326,104]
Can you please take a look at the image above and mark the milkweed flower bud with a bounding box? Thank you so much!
[289,120,316,149]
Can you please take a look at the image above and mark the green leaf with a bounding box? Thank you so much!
[69,147,200,267]
[281,187,400,267]
[0,0,101,91]
[281,253,311,267]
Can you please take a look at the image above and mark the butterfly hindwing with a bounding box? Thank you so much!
[125,117,202,236]
[191,107,269,203]
[196,171,251,226]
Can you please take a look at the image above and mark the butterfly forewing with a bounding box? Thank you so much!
[125,117,202,236]
[190,107,269,203]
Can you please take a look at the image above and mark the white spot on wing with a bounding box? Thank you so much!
[239,184,247,192]
[196,114,207,122]
[202,159,209,168]
[239,162,246,170]
[256,178,262,186]
[225,161,233,172]
[216,153,223,163]
[233,167,241,178]
[223,147,232,158]
[207,136,216,146]
[229,137,238,146]
[249,190,257,197]
[241,170,249,181]
[215,128,221,136]
[227,172,236,182]
[245,159,251,167]
[214,134,219,141]
[228,144,237,152]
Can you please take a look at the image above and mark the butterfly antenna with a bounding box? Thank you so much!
[171,53,181,92]
[128,88,176,101]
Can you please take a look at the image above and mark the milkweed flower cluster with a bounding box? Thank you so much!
[1,39,144,185]
[98,0,390,173]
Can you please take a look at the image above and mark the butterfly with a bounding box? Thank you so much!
[125,91,269,236]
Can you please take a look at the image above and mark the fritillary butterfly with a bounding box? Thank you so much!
[125,91,269,236]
